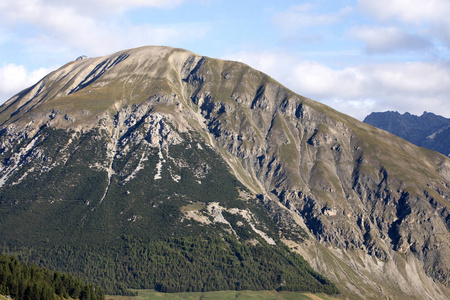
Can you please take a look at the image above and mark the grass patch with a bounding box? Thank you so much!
[106,289,340,300]
[180,202,206,212]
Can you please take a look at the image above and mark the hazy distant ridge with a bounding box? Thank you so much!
[363,111,450,156]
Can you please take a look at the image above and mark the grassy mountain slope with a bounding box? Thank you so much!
[106,289,339,300]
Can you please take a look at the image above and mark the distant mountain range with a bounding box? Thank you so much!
[364,111,450,157]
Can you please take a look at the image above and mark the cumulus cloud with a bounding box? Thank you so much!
[358,0,450,23]
[0,0,207,57]
[68,0,187,12]
[225,50,450,120]
[0,63,52,103]
[1,0,187,18]
[273,4,353,34]
[350,26,432,54]
[358,0,450,47]
[296,61,450,119]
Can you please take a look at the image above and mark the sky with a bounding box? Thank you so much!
[1,0,450,120]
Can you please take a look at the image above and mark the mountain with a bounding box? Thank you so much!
[0,46,448,299]
[364,111,450,157]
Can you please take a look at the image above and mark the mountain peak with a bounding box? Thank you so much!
[0,46,202,129]
[0,46,449,299]
[364,110,450,156]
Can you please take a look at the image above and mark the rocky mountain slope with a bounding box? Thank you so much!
[364,111,450,156]
[0,46,449,299]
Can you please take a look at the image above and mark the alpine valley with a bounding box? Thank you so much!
[0,46,449,300]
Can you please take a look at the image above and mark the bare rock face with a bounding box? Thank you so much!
[76,55,88,61]
[364,111,450,157]
[0,46,449,299]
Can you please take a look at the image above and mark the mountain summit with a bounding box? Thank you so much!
[0,46,449,299]
[364,111,450,157]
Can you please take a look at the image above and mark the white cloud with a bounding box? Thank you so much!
[291,61,365,99]
[0,0,208,58]
[0,63,52,103]
[225,50,450,120]
[358,0,450,47]
[1,0,187,19]
[73,0,186,10]
[358,0,450,24]
[296,61,450,119]
[350,26,432,53]
[273,4,353,34]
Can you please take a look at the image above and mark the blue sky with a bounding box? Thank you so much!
[1,0,450,120]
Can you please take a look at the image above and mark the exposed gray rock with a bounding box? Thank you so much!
[364,111,450,157]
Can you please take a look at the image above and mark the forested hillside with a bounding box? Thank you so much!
[0,255,104,300]
[6,236,338,295]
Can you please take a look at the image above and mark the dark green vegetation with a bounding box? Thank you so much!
[0,255,104,300]
[0,127,336,296]
[7,236,338,295]
[0,127,243,246]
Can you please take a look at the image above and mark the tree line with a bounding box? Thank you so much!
[0,255,104,300]
[6,235,338,295]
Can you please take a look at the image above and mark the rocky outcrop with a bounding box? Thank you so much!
[364,111,450,157]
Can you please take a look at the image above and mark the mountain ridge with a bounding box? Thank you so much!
[0,46,449,299]
[363,110,450,157]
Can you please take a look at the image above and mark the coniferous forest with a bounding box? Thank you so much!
[0,255,104,300]
[5,235,339,296]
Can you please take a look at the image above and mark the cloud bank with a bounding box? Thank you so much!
[0,63,51,102]
[350,26,432,54]
[0,0,207,57]
[227,50,450,120]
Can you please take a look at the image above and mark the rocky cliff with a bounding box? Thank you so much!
[364,111,450,157]
[0,46,449,299]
